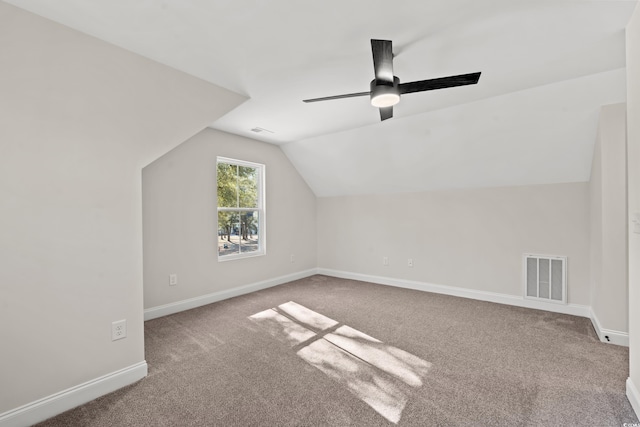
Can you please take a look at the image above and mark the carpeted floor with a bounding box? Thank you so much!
[37,275,638,426]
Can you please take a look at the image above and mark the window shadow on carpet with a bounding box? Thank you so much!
[249,301,432,423]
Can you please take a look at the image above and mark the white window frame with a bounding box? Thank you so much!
[216,157,266,261]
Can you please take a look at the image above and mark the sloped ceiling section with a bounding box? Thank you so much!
[5,0,636,196]
[282,69,626,197]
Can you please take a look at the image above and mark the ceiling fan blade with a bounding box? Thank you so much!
[303,91,370,103]
[371,39,394,83]
[379,106,393,121]
[399,72,481,95]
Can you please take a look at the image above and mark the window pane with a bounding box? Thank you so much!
[217,162,238,208]
[218,211,240,256]
[238,166,258,208]
[240,211,260,254]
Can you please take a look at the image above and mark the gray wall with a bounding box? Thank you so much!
[626,2,640,414]
[590,103,628,334]
[317,183,590,305]
[142,129,317,310]
[0,3,244,414]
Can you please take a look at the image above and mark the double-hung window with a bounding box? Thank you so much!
[217,157,265,260]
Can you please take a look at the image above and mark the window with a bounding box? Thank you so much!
[217,157,265,260]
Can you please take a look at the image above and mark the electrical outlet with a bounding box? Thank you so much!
[112,319,126,341]
[169,274,177,286]
[290,254,295,263]
[383,256,389,266]
[408,258,413,268]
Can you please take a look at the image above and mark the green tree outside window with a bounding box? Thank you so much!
[217,158,265,259]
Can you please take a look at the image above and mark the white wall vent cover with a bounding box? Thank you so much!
[523,254,567,304]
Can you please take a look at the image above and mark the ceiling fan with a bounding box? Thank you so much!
[303,39,481,121]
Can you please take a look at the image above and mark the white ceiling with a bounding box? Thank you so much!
[5,0,637,196]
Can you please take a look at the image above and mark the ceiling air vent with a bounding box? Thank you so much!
[524,254,567,304]
[250,127,274,134]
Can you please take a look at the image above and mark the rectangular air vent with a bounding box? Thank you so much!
[524,254,566,304]
[250,127,274,134]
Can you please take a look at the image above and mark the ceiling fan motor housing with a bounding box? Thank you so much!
[370,76,400,107]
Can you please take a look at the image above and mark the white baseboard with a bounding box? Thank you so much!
[317,268,592,318]
[148,267,628,347]
[144,268,317,321]
[590,311,629,347]
[627,378,640,420]
[0,361,147,427]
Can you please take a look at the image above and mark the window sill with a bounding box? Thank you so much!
[218,251,265,262]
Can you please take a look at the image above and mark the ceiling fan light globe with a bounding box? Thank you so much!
[371,93,400,107]
[370,76,401,108]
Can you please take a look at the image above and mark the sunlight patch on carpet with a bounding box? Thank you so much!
[248,307,315,346]
[249,301,431,424]
[277,301,339,331]
[325,326,431,388]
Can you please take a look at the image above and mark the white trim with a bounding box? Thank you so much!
[0,361,147,427]
[146,267,629,345]
[216,156,266,261]
[319,268,631,346]
[590,311,629,346]
[317,268,591,317]
[216,156,263,170]
[144,269,317,321]
[217,249,265,262]
[627,378,640,420]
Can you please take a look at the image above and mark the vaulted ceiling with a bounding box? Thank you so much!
[5,0,636,196]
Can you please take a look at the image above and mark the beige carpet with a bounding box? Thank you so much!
[37,275,638,426]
